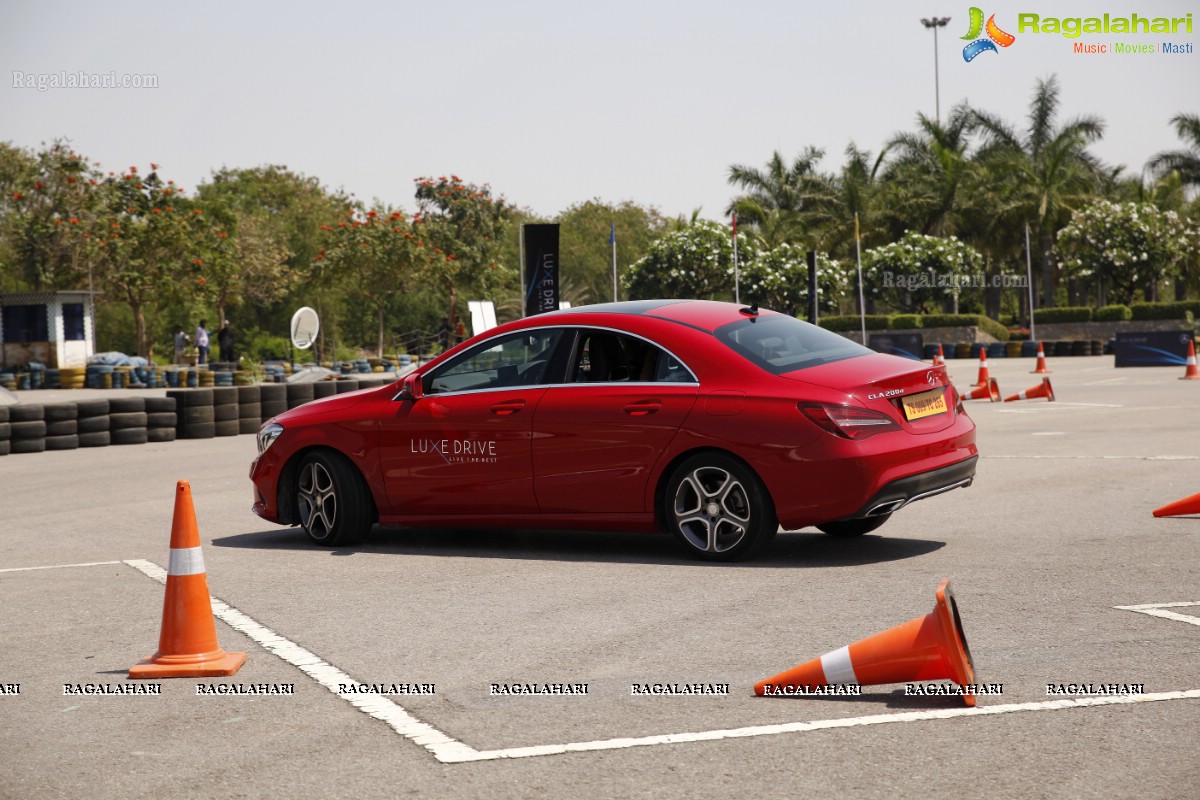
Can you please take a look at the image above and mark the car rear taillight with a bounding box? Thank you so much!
[798,403,902,440]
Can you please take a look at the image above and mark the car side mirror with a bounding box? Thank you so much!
[394,373,424,402]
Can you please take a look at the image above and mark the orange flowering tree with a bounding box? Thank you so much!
[316,206,434,355]
[413,175,514,329]
[0,140,105,290]
[191,198,292,327]
[88,165,205,357]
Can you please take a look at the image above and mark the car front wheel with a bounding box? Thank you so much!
[296,451,372,546]
[664,453,776,561]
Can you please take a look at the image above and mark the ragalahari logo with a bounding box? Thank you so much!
[961,7,1016,61]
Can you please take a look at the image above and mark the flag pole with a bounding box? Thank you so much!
[1025,222,1036,342]
[732,211,740,304]
[610,221,618,303]
[855,212,867,345]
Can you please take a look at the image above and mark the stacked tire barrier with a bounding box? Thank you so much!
[168,388,215,440]
[9,404,47,454]
[259,384,287,423]
[0,406,10,456]
[237,386,262,435]
[146,396,177,442]
[45,403,79,451]
[109,396,149,445]
[77,399,110,447]
[313,381,337,400]
[286,382,315,410]
[212,386,239,437]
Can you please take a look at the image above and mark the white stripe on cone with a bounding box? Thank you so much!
[167,546,206,576]
[819,646,859,685]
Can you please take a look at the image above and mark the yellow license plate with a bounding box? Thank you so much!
[901,388,947,421]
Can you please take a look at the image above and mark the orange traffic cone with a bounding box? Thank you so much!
[1004,378,1054,403]
[1180,340,1199,380]
[755,580,977,705]
[962,378,1000,402]
[1031,342,1051,374]
[933,344,945,367]
[1153,492,1200,518]
[972,346,990,387]
[130,481,247,678]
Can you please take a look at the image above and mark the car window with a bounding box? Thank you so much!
[427,329,563,394]
[714,315,871,374]
[571,330,694,383]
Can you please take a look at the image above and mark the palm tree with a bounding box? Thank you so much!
[880,103,977,238]
[972,76,1106,307]
[1148,113,1200,190]
[726,148,837,247]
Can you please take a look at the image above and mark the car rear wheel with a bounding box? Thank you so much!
[816,514,891,537]
[664,453,776,561]
[296,451,372,546]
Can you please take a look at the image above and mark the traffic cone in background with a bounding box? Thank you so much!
[1004,378,1055,403]
[1180,340,1199,380]
[962,378,1000,402]
[972,346,990,387]
[933,344,945,366]
[755,580,977,706]
[1031,342,1052,374]
[1152,492,1200,518]
[130,481,247,678]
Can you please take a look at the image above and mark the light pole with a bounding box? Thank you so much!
[920,16,951,123]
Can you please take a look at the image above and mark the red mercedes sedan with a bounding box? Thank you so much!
[250,300,977,561]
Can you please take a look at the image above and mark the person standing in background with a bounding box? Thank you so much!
[173,325,190,364]
[218,320,235,363]
[195,319,210,365]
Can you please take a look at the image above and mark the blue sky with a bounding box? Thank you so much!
[2,0,1195,219]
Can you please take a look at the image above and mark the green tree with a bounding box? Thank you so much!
[555,199,669,305]
[973,76,1106,307]
[625,219,755,301]
[726,148,837,248]
[1148,113,1200,190]
[862,232,984,314]
[880,104,977,238]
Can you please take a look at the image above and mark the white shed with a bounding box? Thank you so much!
[0,291,97,369]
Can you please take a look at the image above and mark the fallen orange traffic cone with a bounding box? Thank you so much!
[972,346,990,387]
[962,378,1000,402]
[130,480,247,678]
[1004,378,1054,403]
[1153,492,1200,518]
[933,344,945,367]
[755,580,977,705]
[1180,340,1199,380]
[1031,342,1051,374]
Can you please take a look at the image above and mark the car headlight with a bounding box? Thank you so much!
[257,422,284,454]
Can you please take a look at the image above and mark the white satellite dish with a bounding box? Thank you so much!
[290,306,320,350]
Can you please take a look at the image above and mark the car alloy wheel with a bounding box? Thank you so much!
[665,453,775,561]
[298,459,338,543]
[296,451,372,546]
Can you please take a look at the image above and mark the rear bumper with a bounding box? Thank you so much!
[840,455,977,520]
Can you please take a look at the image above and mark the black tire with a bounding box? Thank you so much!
[0,439,9,456]
[44,404,77,421]
[816,514,892,537]
[214,419,239,437]
[78,431,111,448]
[237,385,261,404]
[313,382,338,399]
[238,417,261,435]
[184,406,215,425]
[0,422,9,440]
[108,396,145,413]
[296,451,373,547]
[12,438,46,454]
[183,421,215,439]
[260,384,286,404]
[0,406,8,423]
[45,434,79,451]
[335,380,361,394]
[9,405,44,423]
[145,396,177,413]
[238,402,262,420]
[662,453,776,561]
[261,402,287,422]
[214,403,238,422]
[11,421,47,440]
[77,415,109,433]
[147,427,177,443]
[286,383,315,409]
[111,427,149,445]
[212,387,237,406]
[109,412,149,430]
[147,412,176,428]
[76,399,110,417]
[46,419,78,436]
[168,388,213,407]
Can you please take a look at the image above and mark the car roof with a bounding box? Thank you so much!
[537,299,778,333]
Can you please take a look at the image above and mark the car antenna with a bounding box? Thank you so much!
[739,303,759,322]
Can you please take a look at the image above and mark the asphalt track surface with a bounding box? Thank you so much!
[1,356,1197,799]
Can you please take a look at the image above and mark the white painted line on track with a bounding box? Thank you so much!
[0,560,122,573]
[1115,601,1200,628]
[122,559,479,764]
[114,559,1200,765]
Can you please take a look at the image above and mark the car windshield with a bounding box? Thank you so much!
[714,315,871,374]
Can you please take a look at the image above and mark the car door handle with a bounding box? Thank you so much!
[490,399,526,416]
[622,400,662,416]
